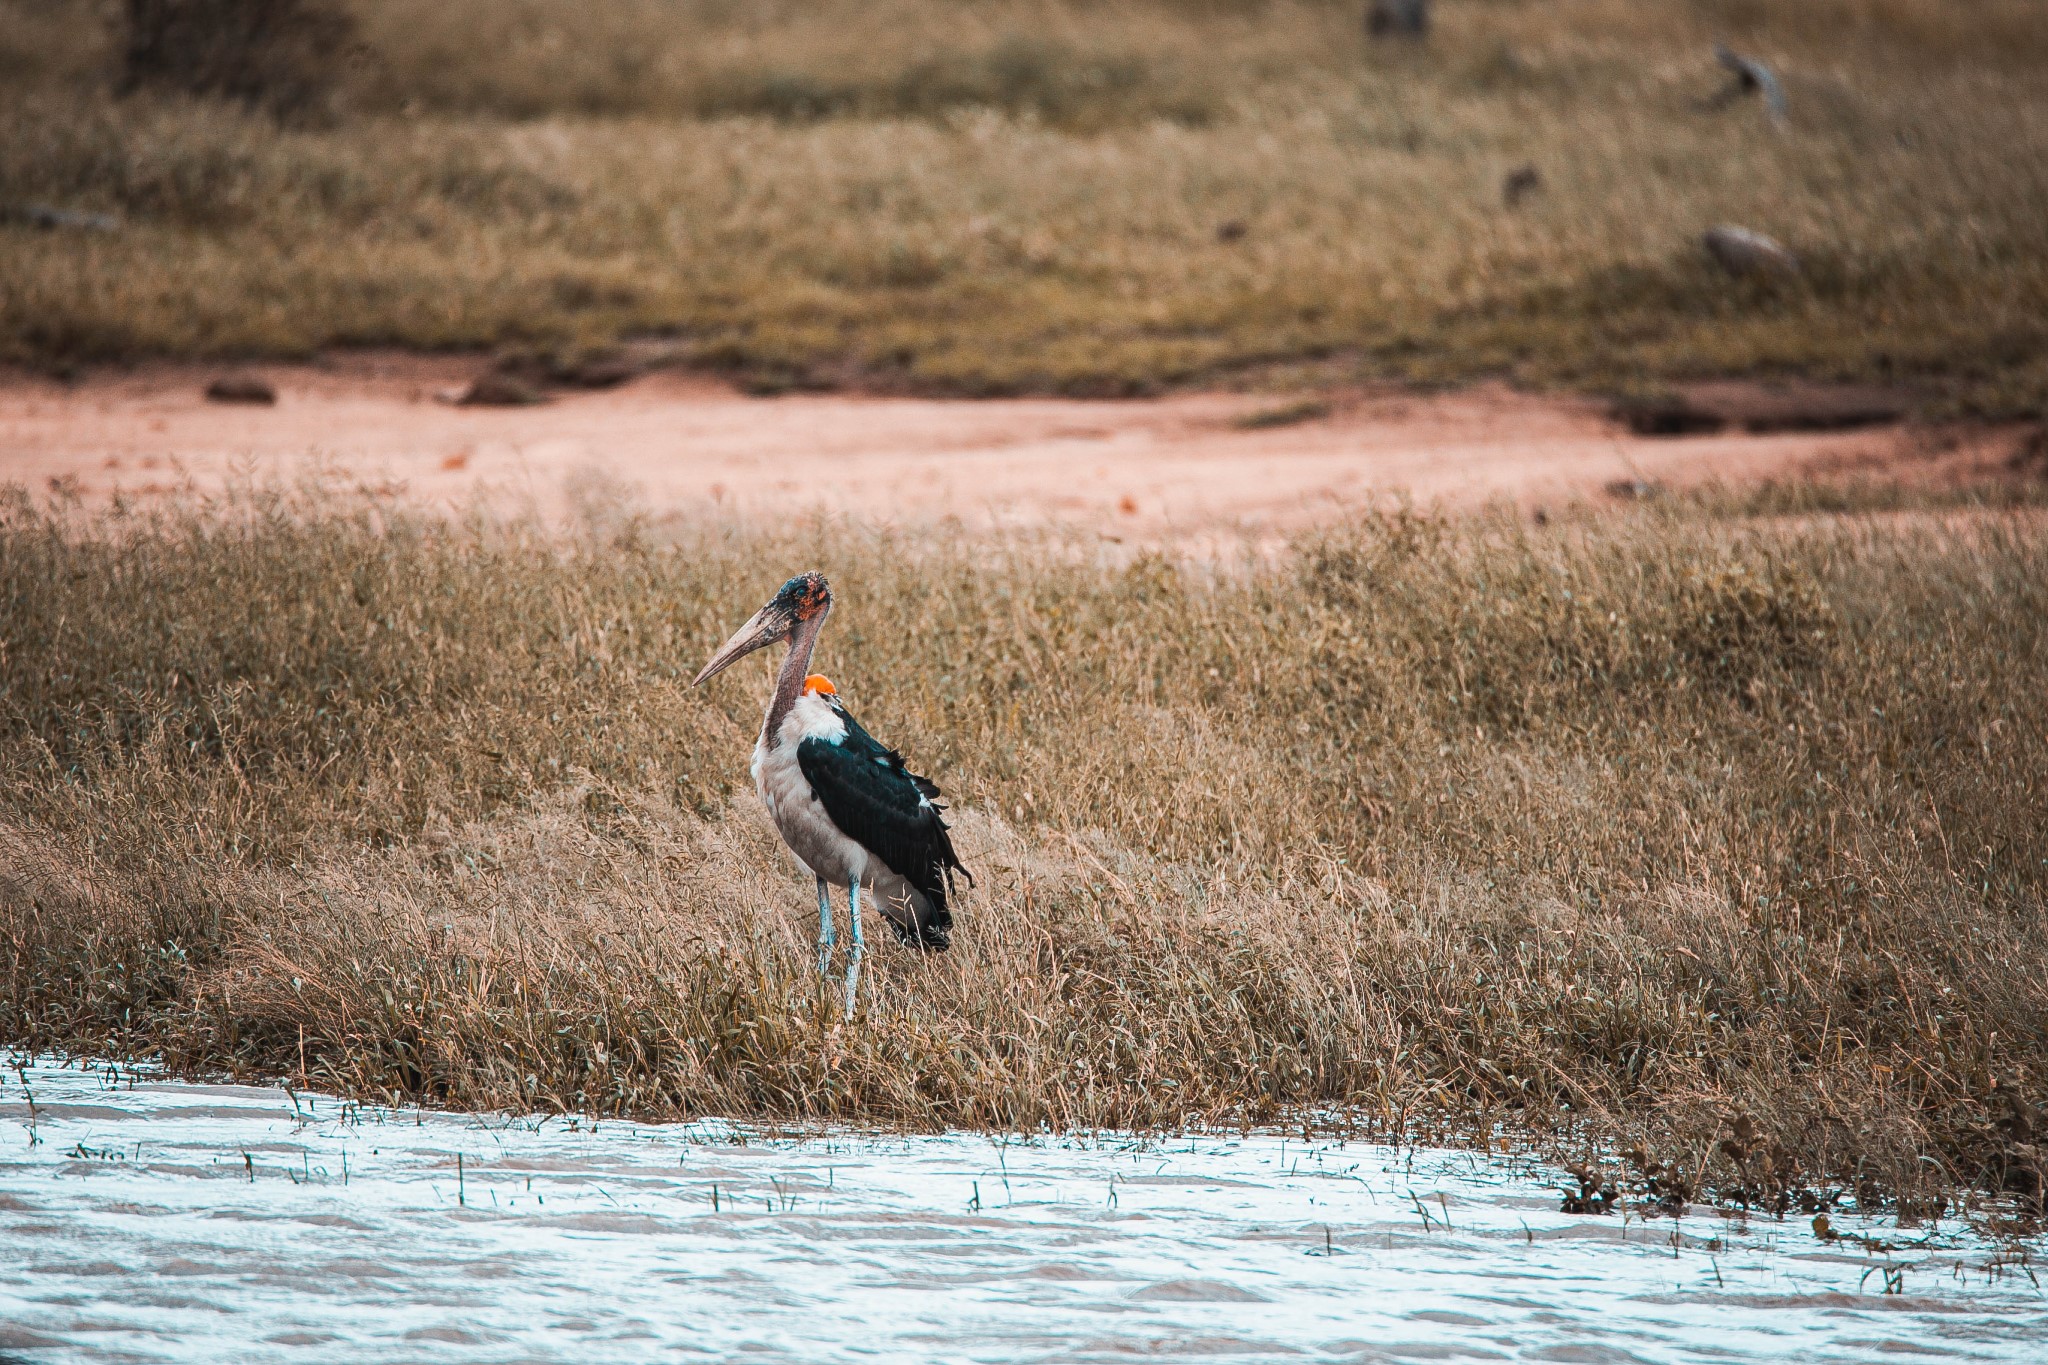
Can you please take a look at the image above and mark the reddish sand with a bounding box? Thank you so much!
[0,356,2021,539]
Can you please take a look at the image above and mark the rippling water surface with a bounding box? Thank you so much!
[1,1057,2041,1363]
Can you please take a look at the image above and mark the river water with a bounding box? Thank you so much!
[1,1057,2041,1363]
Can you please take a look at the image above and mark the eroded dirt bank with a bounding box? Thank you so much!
[3,357,2023,537]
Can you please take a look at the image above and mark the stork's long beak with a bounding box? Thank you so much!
[691,600,796,686]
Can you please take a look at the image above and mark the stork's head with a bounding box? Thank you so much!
[691,571,832,686]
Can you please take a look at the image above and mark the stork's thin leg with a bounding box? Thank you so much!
[815,875,836,978]
[844,880,866,1015]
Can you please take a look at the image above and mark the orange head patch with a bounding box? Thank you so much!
[803,674,837,696]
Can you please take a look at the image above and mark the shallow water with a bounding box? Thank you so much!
[1,1058,2041,1364]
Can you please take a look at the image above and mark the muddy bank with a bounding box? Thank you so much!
[4,358,2024,539]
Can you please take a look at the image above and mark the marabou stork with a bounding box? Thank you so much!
[692,572,968,1011]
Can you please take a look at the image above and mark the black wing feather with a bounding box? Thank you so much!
[797,701,968,950]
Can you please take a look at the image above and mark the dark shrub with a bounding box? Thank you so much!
[118,0,356,121]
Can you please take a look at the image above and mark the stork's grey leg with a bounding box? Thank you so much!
[844,880,866,1015]
[815,875,836,978]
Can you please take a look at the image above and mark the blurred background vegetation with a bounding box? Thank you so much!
[2,0,2044,404]
[0,0,2039,405]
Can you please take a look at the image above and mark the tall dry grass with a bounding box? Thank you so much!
[0,0,2044,404]
[2,483,2044,1214]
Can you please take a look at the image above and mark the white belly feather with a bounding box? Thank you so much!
[751,693,916,908]
[752,694,858,884]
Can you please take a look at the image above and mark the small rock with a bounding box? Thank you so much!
[496,348,642,391]
[1612,396,1727,437]
[1502,165,1542,208]
[1705,45,1788,127]
[1703,225,1800,279]
[1233,399,1332,431]
[204,375,276,406]
[3,202,120,233]
[1215,219,1248,244]
[559,358,640,389]
[1367,0,1430,39]
[738,370,804,398]
[1604,477,1660,501]
[451,374,550,407]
